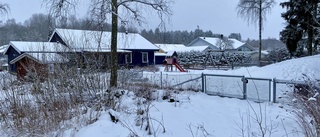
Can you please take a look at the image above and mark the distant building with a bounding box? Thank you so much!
[49,28,159,67]
[187,37,268,64]
[4,28,160,80]
[154,44,186,64]
[3,41,68,79]
[155,44,186,53]
[187,37,255,52]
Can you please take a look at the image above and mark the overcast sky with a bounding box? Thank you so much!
[1,0,286,40]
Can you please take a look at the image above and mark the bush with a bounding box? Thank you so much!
[291,78,320,137]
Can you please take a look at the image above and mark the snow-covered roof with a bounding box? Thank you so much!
[173,45,210,52]
[199,37,220,47]
[154,44,186,52]
[228,38,245,49]
[4,41,67,54]
[50,28,159,50]
[79,48,132,53]
[10,52,69,64]
[154,53,167,56]
[198,37,245,49]
[261,50,269,55]
[165,51,176,56]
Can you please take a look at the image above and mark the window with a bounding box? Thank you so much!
[142,52,148,63]
[106,54,110,67]
[125,53,132,63]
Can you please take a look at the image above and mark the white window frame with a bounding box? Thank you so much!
[125,53,132,63]
[142,52,148,63]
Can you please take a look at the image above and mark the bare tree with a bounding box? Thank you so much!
[90,0,172,87]
[216,36,234,50]
[0,2,9,16]
[45,0,172,88]
[236,0,275,65]
[42,0,77,18]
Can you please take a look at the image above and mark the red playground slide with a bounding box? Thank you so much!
[173,63,187,72]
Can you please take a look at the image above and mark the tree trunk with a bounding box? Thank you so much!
[110,0,118,87]
[312,0,318,55]
[258,0,262,66]
[307,27,313,56]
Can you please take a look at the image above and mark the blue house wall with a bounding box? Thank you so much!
[130,50,156,66]
[118,53,129,65]
[49,31,157,67]
[5,46,21,73]
[155,56,166,64]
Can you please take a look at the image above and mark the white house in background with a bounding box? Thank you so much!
[154,43,216,64]
[173,45,212,53]
[187,37,256,52]
[154,44,186,53]
[154,44,186,64]
[186,37,271,64]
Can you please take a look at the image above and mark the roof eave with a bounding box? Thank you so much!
[10,53,42,64]
[4,42,22,55]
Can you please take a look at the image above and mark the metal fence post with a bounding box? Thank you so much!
[202,73,205,93]
[160,71,162,89]
[242,76,247,99]
[273,78,277,103]
[269,79,272,102]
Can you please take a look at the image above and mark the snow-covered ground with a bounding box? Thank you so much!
[61,55,320,137]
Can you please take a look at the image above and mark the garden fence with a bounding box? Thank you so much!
[135,71,311,103]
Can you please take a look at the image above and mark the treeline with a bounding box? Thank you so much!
[140,28,242,45]
[246,38,286,51]
[0,13,138,46]
[1,13,286,49]
[0,13,243,46]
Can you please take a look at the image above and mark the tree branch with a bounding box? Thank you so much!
[0,3,10,15]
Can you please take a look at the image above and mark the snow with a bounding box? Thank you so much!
[82,49,132,53]
[199,37,221,47]
[0,45,8,54]
[198,37,246,50]
[52,28,159,50]
[154,44,186,52]
[172,45,210,52]
[183,55,320,80]
[154,52,167,56]
[62,55,320,137]
[4,41,67,54]
[228,38,246,49]
[10,52,69,64]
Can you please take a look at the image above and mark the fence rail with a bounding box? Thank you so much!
[139,71,311,103]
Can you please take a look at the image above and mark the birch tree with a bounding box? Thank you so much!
[97,0,172,87]
[0,2,9,16]
[236,0,275,65]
